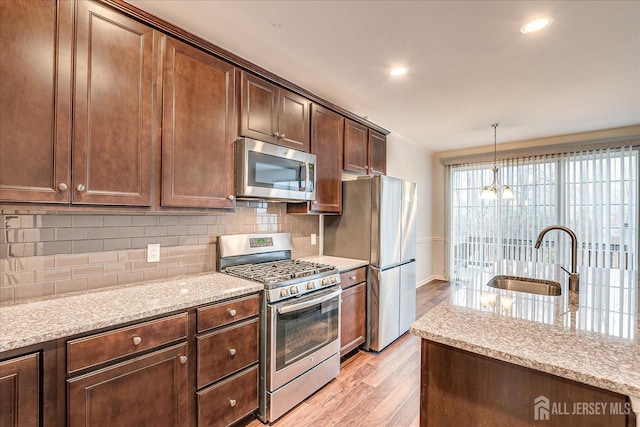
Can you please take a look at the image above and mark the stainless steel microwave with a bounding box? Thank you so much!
[236,138,316,202]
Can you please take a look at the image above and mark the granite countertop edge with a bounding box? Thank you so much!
[0,272,263,353]
[410,303,640,398]
[301,255,369,272]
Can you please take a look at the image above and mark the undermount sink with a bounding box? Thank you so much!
[486,275,562,296]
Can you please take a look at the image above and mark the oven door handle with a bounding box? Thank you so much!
[277,289,341,315]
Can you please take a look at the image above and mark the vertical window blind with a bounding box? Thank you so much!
[448,145,638,282]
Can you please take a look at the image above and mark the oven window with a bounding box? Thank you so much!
[275,295,339,371]
[248,151,302,191]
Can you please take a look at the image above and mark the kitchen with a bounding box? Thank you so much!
[1,0,639,426]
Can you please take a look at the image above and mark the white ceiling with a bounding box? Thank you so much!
[127,0,640,152]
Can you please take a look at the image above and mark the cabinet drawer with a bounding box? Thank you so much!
[197,294,259,332]
[67,312,188,374]
[197,318,259,388]
[340,266,367,289]
[197,365,258,427]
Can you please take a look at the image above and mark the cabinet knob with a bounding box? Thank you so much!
[364,165,369,170]
[273,132,280,137]
[179,355,187,364]
[57,182,68,191]
[228,308,237,317]
[76,184,86,192]
[229,399,237,407]
[227,195,235,201]
[132,336,142,345]
[280,133,285,139]
[349,276,356,280]
[228,348,237,356]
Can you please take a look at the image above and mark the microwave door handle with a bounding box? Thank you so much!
[299,163,307,191]
[277,289,341,315]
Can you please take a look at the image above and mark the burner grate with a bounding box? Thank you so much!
[225,259,335,285]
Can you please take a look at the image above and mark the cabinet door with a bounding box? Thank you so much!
[72,1,156,206]
[368,129,387,175]
[310,105,343,213]
[340,282,366,356]
[68,344,189,427]
[240,71,279,144]
[0,0,72,203]
[343,119,369,174]
[162,37,236,208]
[278,89,310,151]
[0,353,39,427]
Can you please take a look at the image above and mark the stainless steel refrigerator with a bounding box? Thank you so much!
[324,175,417,352]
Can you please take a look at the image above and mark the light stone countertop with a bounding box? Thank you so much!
[0,272,262,353]
[301,255,368,272]
[410,263,640,398]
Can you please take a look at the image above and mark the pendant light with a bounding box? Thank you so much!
[480,123,514,200]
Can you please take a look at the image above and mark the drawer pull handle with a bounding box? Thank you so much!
[132,336,142,345]
[228,348,237,356]
[349,276,356,280]
[229,399,237,407]
[228,308,237,317]
[179,355,187,364]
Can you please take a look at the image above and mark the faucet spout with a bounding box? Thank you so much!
[534,225,580,291]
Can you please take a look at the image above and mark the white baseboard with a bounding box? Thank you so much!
[416,275,448,287]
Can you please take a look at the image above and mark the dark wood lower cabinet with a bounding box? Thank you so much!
[67,343,189,427]
[421,340,633,427]
[196,318,259,388]
[340,268,367,357]
[197,365,258,427]
[0,353,39,427]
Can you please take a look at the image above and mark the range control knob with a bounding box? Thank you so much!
[306,281,315,290]
[280,289,289,297]
[321,278,330,286]
[289,286,299,294]
[330,276,337,284]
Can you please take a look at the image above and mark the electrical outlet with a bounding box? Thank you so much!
[311,233,317,245]
[146,243,160,263]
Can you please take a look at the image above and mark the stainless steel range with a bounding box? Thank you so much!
[217,233,341,422]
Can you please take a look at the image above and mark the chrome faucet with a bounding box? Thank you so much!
[534,225,580,291]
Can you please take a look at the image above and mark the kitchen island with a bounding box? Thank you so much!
[410,264,639,426]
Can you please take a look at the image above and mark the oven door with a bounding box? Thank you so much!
[236,138,316,201]
[267,286,341,391]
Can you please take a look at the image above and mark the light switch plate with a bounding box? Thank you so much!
[146,243,160,263]
[311,233,317,245]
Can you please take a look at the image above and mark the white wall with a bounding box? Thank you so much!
[386,133,442,285]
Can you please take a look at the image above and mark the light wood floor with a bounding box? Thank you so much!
[247,280,454,427]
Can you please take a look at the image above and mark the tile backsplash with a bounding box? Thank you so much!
[0,202,319,302]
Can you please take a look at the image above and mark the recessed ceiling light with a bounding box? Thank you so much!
[390,67,407,76]
[520,16,553,34]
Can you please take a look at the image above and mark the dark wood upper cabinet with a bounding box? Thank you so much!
[0,0,73,204]
[368,129,387,175]
[161,37,236,209]
[0,353,39,427]
[278,90,311,151]
[344,119,387,176]
[72,0,157,206]
[343,119,369,174]
[288,104,343,214]
[240,71,310,152]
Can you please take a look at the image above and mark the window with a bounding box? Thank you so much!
[449,145,638,281]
